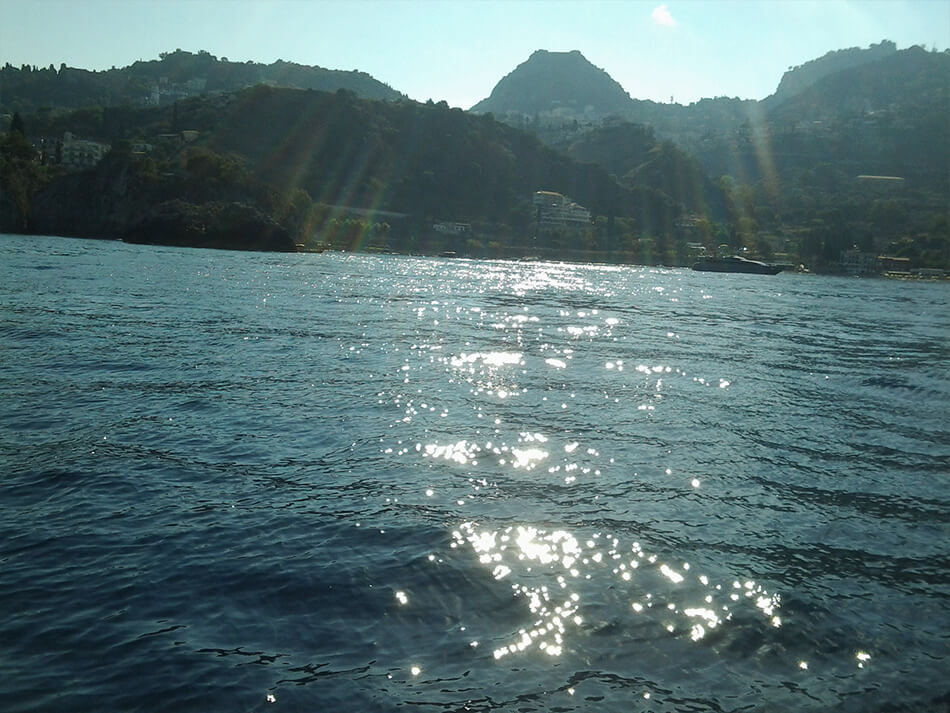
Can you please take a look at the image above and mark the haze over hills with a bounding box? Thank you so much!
[766,44,948,127]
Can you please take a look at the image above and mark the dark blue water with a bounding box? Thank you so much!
[2,234,948,712]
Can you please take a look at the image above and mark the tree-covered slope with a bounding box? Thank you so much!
[684,46,950,269]
[6,87,694,255]
[562,122,731,221]
[764,40,898,108]
[694,46,950,191]
[768,45,949,134]
[470,50,634,117]
[0,49,405,115]
[188,86,686,235]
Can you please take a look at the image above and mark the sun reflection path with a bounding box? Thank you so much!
[376,298,735,446]
[369,288,795,670]
[452,523,582,658]
[451,521,782,662]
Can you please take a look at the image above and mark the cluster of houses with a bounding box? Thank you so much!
[28,129,200,172]
[142,77,208,107]
[838,247,944,278]
[37,131,111,171]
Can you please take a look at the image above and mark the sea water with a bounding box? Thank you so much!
[1,234,948,712]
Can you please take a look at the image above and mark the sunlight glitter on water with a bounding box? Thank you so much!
[453,523,582,659]
[423,440,481,466]
[386,335,733,489]
[452,521,784,663]
[8,241,947,712]
[509,447,548,470]
[368,265,806,674]
[444,349,527,402]
[449,351,524,369]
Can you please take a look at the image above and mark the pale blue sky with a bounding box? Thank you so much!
[2,0,948,108]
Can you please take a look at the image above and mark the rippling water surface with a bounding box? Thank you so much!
[2,234,948,712]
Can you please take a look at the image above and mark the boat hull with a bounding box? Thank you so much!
[692,257,782,275]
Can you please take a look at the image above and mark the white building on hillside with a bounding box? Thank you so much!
[60,132,110,170]
[533,191,591,230]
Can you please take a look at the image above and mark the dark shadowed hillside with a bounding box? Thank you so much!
[686,46,950,270]
[470,50,634,118]
[767,45,949,131]
[0,49,405,115]
[764,39,898,109]
[563,123,731,222]
[194,87,627,222]
[7,87,697,259]
[4,40,947,269]
[470,49,756,145]
[187,87,694,248]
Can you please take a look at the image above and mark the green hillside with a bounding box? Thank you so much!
[0,49,404,116]
[4,87,695,261]
[3,41,947,269]
[471,50,633,117]
[687,46,950,269]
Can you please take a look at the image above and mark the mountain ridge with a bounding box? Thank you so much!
[0,49,405,115]
[2,41,947,270]
[764,39,899,109]
[470,49,633,117]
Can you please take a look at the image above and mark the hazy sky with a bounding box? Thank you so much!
[2,0,948,108]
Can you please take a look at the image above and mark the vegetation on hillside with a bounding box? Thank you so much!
[471,50,633,116]
[1,41,947,270]
[764,40,898,108]
[688,46,950,269]
[0,113,60,232]
[0,49,404,116]
[5,85,713,259]
[486,43,949,270]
